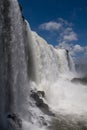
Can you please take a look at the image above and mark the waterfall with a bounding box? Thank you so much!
[0,0,87,129]
[32,31,75,85]
[0,0,37,129]
[24,20,36,82]
[0,0,50,129]
[31,31,87,118]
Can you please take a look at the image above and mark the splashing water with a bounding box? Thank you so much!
[0,0,87,129]
[0,0,49,129]
[32,31,87,119]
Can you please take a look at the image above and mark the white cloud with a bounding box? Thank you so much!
[60,27,78,42]
[39,18,87,69]
[58,42,85,56]
[73,44,84,53]
[63,27,73,34]
[58,18,73,27]
[63,32,78,41]
[39,18,78,44]
[57,42,73,51]
[39,18,85,57]
[39,21,62,31]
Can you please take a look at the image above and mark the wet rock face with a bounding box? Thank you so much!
[72,77,87,85]
[30,90,46,107]
[39,116,48,126]
[37,91,45,98]
[30,90,55,116]
[7,113,22,130]
[48,116,87,130]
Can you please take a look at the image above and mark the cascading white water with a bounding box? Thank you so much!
[0,0,34,129]
[32,31,75,83]
[31,31,87,118]
[0,0,49,130]
[0,0,87,129]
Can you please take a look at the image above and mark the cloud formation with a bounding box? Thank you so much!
[39,18,78,43]
[73,44,84,53]
[39,21,61,31]
[39,18,86,59]
[58,23,78,44]
[58,43,84,55]
[63,28,78,41]
[39,18,87,74]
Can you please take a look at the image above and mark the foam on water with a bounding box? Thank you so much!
[45,80,87,115]
[32,31,87,118]
[0,0,87,129]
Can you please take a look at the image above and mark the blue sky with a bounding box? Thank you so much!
[18,0,87,59]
